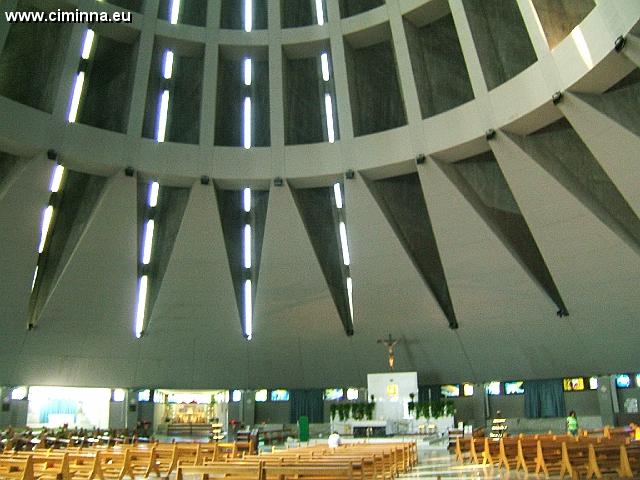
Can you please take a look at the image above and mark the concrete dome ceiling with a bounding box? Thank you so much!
[1,0,640,389]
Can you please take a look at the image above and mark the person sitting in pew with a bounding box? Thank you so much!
[328,431,342,449]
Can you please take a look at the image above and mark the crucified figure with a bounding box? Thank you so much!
[377,334,399,371]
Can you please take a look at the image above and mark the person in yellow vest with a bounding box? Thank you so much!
[566,410,579,436]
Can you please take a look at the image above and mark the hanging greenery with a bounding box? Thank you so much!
[364,402,375,420]
[411,400,456,419]
[330,402,376,421]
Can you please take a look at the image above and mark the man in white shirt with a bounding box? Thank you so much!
[328,431,341,449]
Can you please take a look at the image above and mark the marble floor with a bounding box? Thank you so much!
[407,450,565,479]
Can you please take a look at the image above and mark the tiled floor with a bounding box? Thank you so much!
[409,449,570,479]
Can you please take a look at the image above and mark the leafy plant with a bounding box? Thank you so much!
[364,402,375,420]
[337,403,351,421]
[352,403,365,420]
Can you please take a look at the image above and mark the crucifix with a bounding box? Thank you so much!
[377,334,399,371]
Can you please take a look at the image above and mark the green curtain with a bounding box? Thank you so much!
[524,379,566,418]
[289,389,324,423]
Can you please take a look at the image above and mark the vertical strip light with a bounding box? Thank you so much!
[334,182,353,326]
[325,94,335,144]
[157,50,174,143]
[243,188,253,340]
[169,0,181,24]
[243,98,252,149]
[243,58,252,150]
[244,0,253,32]
[32,164,66,292]
[244,280,253,339]
[321,52,335,143]
[135,275,148,338]
[136,182,159,338]
[315,0,325,26]
[68,29,95,122]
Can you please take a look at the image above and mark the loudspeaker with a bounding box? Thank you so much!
[416,154,426,165]
[345,169,355,179]
[47,149,58,161]
[200,175,210,185]
[552,91,563,105]
[615,35,626,53]
[125,167,135,177]
[485,129,496,140]
[273,177,283,187]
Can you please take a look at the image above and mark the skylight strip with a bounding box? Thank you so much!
[244,224,252,269]
[169,0,181,24]
[81,29,94,60]
[142,219,155,265]
[333,182,343,209]
[243,187,251,212]
[315,0,324,26]
[244,279,252,339]
[163,50,174,79]
[325,94,335,144]
[346,276,353,320]
[148,182,159,208]
[157,90,170,143]
[244,0,252,32]
[135,275,148,338]
[244,58,252,86]
[243,97,252,149]
[50,165,65,193]
[339,221,350,266]
[38,206,54,254]
[68,72,85,123]
[321,52,330,81]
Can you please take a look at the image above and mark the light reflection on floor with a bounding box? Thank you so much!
[407,450,558,479]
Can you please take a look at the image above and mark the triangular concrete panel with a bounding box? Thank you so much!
[250,183,349,388]
[18,172,139,386]
[138,183,247,389]
[435,152,568,315]
[505,119,640,256]
[137,184,191,332]
[576,72,640,138]
[29,170,108,327]
[560,91,640,218]
[491,131,640,375]
[345,174,469,384]
[289,184,353,335]
[215,187,269,338]
[0,155,51,383]
[418,158,579,379]
[364,171,458,329]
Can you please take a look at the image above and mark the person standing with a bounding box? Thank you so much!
[566,411,579,436]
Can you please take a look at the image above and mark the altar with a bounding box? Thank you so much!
[330,372,454,437]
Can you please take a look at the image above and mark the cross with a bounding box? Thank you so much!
[377,334,399,371]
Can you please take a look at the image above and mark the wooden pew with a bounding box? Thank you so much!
[265,465,355,480]
[0,456,35,480]
[97,449,132,480]
[176,462,262,480]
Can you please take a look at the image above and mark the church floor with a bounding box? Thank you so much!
[407,450,565,479]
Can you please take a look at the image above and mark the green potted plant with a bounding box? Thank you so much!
[352,403,364,421]
[364,402,375,420]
